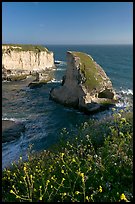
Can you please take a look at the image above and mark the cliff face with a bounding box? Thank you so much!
[50,51,117,113]
[2,45,55,73]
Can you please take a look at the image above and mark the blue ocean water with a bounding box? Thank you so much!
[2,45,133,169]
[47,44,133,90]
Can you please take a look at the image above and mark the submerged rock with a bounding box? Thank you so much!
[50,51,117,113]
[2,120,25,143]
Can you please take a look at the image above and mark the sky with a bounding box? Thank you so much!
[2,2,133,45]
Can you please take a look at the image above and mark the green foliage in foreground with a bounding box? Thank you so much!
[2,110,133,202]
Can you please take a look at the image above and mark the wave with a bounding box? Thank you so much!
[118,88,133,96]
[115,88,133,108]
[55,60,67,66]
[2,80,11,83]
[56,68,66,71]
[48,78,62,83]
[2,117,26,122]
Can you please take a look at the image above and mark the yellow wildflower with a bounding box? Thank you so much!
[120,193,129,202]
[10,189,14,194]
[23,166,26,171]
[112,108,116,111]
[63,192,66,196]
[89,167,92,171]
[117,113,121,118]
[72,158,76,163]
[39,196,42,201]
[62,177,65,182]
[79,172,85,182]
[80,172,84,177]
[86,196,89,201]
[99,185,102,193]
[23,176,26,180]
[61,153,64,157]
[46,180,50,186]
[121,117,126,123]
[61,169,64,174]
[75,191,80,195]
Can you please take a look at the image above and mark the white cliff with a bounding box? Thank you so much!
[2,44,55,73]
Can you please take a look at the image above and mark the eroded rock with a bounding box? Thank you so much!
[50,51,117,113]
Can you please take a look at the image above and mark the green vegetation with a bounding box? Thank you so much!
[72,52,104,91]
[2,44,50,53]
[2,109,133,202]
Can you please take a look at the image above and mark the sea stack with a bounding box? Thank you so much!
[50,51,117,113]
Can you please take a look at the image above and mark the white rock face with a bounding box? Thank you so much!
[2,45,55,73]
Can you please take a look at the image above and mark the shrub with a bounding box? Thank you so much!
[2,110,133,202]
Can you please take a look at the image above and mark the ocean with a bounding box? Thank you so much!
[2,45,133,169]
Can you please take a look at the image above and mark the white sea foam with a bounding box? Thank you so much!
[48,78,62,83]
[2,80,11,83]
[118,88,133,96]
[2,117,26,122]
[115,101,130,108]
[115,88,133,108]
[56,68,66,71]
[55,60,67,66]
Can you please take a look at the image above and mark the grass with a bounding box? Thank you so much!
[2,44,50,53]
[72,52,103,91]
[2,109,133,202]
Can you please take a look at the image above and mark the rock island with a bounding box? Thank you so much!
[50,51,117,113]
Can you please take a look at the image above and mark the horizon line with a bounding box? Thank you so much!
[2,43,133,46]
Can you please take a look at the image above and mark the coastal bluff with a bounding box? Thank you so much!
[50,51,117,113]
[2,44,55,81]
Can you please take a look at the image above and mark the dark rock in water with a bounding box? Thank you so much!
[62,75,66,86]
[28,71,54,88]
[2,120,25,143]
[50,51,118,113]
[28,81,47,89]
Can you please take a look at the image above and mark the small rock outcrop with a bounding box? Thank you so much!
[2,44,55,81]
[2,120,25,143]
[50,51,117,113]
